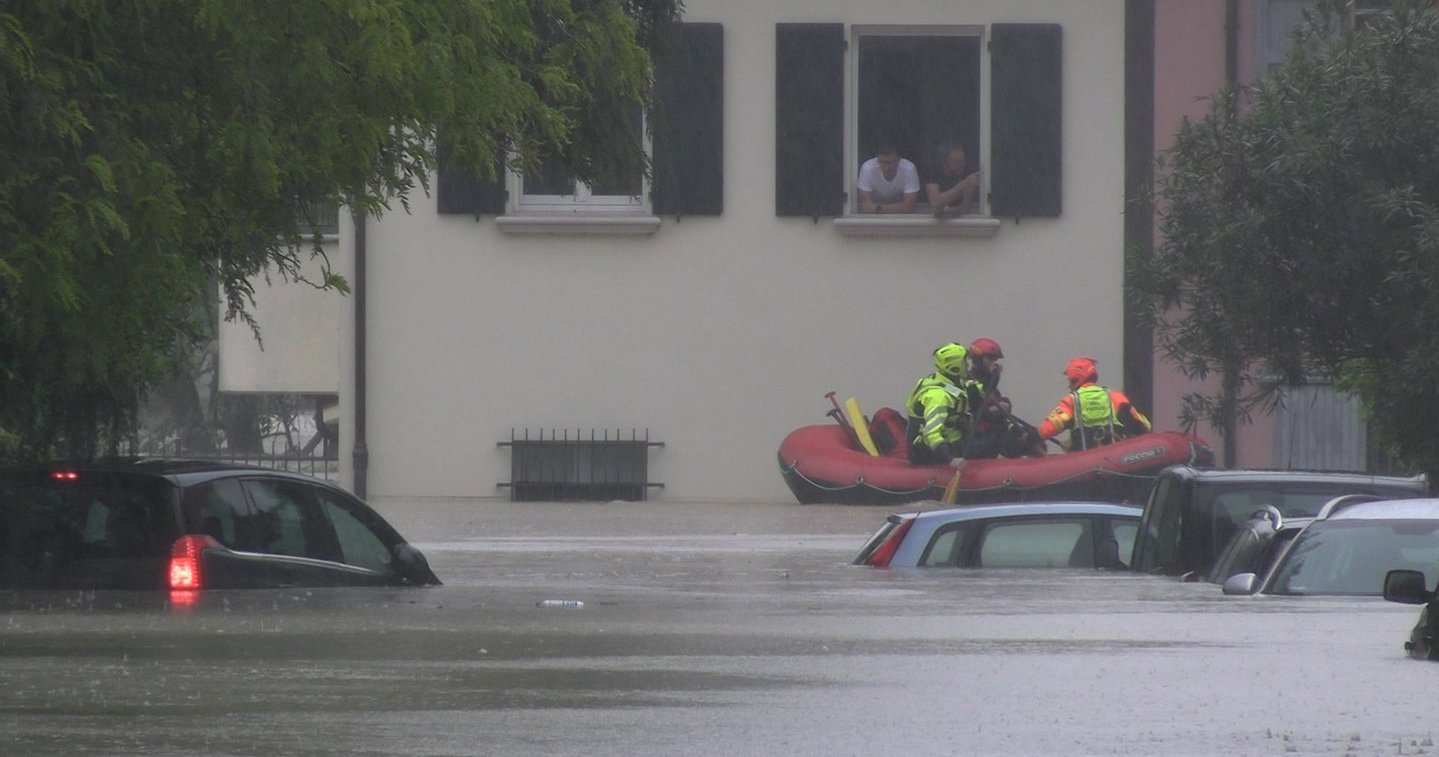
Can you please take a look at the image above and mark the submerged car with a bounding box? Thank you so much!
[854,502,1142,569]
[1130,465,1429,581]
[0,459,440,591]
[1222,497,1439,596]
[1203,495,1388,584]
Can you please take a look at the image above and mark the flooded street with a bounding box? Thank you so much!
[1,500,1435,755]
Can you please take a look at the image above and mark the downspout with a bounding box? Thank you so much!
[1123,0,1156,417]
[352,209,369,497]
[1221,0,1240,467]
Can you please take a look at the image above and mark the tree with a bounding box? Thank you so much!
[0,0,680,459]
[1132,0,1439,476]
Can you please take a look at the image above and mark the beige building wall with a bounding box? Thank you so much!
[234,0,1133,503]
[218,239,343,395]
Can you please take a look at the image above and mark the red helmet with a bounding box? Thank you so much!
[1064,356,1098,389]
[970,337,1003,359]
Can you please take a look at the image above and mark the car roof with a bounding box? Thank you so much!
[1161,465,1428,488]
[899,501,1143,525]
[2,457,332,488]
[1321,497,1439,521]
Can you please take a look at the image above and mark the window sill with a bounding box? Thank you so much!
[495,214,662,236]
[832,215,1001,237]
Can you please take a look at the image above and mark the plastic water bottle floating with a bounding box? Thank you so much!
[536,599,585,609]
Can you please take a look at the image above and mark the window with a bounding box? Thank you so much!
[852,27,983,217]
[315,488,394,574]
[921,522,978,567]
[437,22,724,229]
[977,518,1093,568]
[777,22,1061,228]
[183,480,248,549]
[509,105,648,213]
[240,479,339,562]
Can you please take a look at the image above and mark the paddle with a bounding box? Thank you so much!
[824,391,865,452]
[941,465,963,504]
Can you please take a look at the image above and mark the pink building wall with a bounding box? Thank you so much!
[1150,0,1273,467]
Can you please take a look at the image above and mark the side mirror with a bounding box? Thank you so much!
[393,543,442,586]
[1096,538,1124,570]
[1221,572,1258,596]
[1383,569,1430,605]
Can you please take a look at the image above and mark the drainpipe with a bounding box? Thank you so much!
[352,209,369,497]
[1123,0,1156,417]
[1221,0,1240,468]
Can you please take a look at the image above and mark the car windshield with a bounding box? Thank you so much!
[0,471,179,590]
[1266,519,1439,596]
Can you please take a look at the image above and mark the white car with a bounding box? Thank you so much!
[1223,497,1439,596]
[853,502,1142,569]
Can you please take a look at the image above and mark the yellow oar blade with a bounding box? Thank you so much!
[844,398,880,457]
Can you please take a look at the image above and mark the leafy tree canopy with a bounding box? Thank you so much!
[0,0,679,458]
[1133,0,1439,476]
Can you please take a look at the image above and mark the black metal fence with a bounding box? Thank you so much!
[119,440,339,481]
[498,428,664,501]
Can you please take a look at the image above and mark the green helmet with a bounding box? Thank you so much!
[933,342,970,380]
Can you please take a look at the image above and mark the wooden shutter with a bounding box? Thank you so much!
[990,24,1062,218]
[775,23,845,218]
[436,144,506,216]
[652,23,724,217]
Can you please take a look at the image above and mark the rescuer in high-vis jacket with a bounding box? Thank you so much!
[905,342,975,467]
[964,337,1047,459]
[1037,356,1152,451]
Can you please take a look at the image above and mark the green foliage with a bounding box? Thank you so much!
[0,0,679,459]
[1133,0,1439,476]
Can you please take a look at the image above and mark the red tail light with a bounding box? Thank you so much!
[864,517,915,567]
[169,535,221,590]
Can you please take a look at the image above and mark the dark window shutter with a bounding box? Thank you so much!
[990,24,1062,218]
[775,23,845,218]
[436,144,506,216]
[652,23,724,217]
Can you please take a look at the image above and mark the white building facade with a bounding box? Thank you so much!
[223,0,1145,505]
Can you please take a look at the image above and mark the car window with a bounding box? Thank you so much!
[1207,526,1264,584]
[921,522,977,567]
[181,479,247,549]
[1269,520,1439,595]
[978,518,1092,568]
[1134,476,1184,573]
[240,479,341,562]
[0,471,176,590]
[314,488,394,574]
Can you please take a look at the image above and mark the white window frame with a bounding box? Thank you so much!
[496,114,661,235]
[836,25,998,238]
[506,113,652,215]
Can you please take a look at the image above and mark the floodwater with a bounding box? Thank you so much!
[1,500,1435,756]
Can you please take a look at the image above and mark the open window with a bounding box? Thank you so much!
[852,26,983,217]
[777,22,1062,231]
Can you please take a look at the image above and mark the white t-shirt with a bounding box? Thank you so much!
[857,157,921,203]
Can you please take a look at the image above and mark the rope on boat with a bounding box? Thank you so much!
[777,440,1208,498]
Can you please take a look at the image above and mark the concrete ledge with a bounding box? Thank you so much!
[833,215,1002,237]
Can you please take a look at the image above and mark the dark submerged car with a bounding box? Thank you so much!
[1130,466,1429,581]
[0,459,440,591]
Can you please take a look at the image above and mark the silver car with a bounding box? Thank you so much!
[854,502,1142,569]
[1223,498,1439,596]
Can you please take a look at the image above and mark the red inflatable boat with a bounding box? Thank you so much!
[777,417,1213,505]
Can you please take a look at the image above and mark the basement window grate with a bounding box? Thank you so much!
[498,428,664,501]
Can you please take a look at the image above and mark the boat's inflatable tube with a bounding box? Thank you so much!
[778,422,1213,505]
